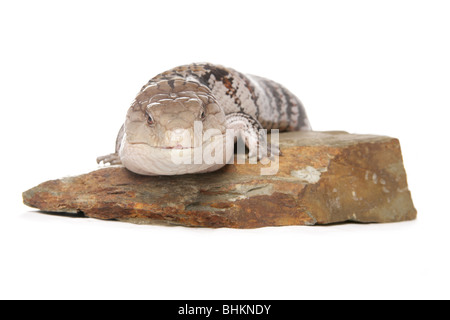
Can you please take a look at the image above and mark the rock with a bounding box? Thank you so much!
[22,131,416,228]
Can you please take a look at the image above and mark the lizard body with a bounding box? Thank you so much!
[97,63,311,175]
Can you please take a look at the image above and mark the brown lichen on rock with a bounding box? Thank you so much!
[22,131,416,228]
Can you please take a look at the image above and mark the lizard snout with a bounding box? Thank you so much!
[164,127,194,148]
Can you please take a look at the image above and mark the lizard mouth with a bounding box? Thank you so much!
[128,134,224,150]
[159,145,193,150]
[128,143,199,150]
[121,133,233,176]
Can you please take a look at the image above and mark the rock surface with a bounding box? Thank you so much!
[22,131,416,228]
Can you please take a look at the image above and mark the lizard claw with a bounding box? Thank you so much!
[266,143,282,159]
[97,153,122,166]
[248,142,282,162]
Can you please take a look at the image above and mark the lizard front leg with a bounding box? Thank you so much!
[225,112,280,160]
[97,124,124,165]
[97,153,122,165]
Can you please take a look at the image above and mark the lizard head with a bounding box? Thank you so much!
[119,79,232,175]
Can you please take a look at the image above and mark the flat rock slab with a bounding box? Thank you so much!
[22,131,416,228]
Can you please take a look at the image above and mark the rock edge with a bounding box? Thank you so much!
[23,131,417,228]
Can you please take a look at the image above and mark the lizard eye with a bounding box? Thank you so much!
[200,110,206,120]
[146,112,155,126]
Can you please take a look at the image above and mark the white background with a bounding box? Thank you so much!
[1,0,449,300]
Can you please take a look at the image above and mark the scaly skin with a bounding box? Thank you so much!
[97,63,312,175]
